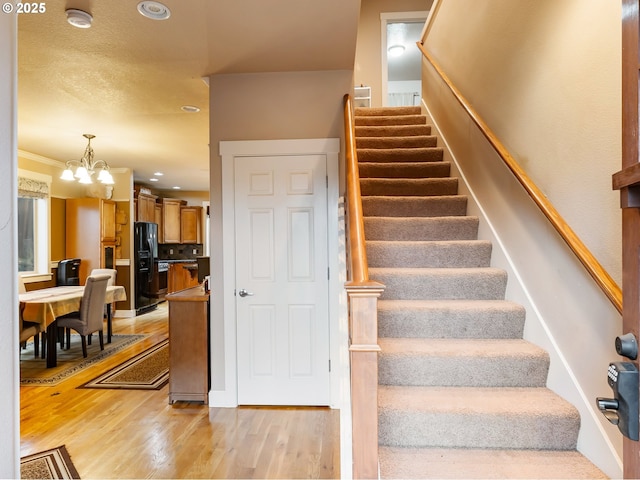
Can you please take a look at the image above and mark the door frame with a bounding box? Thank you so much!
[216,138,342,408]
[380,11,429,107]
[618,0,640,476]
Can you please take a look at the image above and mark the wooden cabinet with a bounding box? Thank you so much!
[136,192,157,223]
[167,262,200,294]
[155,204,164,243]
[180,206,202,243]
[163,198,185,244]
[102,199,116,242]
[167,285,210,404]
[66,198,117,283]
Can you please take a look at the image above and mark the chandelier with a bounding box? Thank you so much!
[60,134,114,185]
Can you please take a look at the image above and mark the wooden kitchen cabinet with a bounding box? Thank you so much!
[155,204,164,243]
[136,192,157,223]
[163,198,186,244]
[102,199,116,242]
[167,285,210,404]
[66,197,117,283]
[180,206,202,243]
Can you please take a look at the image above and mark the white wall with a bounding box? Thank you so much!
[0,11,20,478]
[421,0,622,476]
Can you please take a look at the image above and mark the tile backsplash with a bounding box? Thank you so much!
[158,243,203,260]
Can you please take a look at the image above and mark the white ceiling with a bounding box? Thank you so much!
[17,0,360,192]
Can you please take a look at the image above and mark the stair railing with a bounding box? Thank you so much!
[343,93,385,479]
[416,43,623,314]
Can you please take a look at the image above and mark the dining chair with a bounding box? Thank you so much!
[19,311,42,358]
[88,268,117,343]
[18,275,44,358]
[57,274,110,358]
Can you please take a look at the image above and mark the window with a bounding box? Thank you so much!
[18,170,51,277]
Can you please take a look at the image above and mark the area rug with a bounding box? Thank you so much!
[81,339,169,390]
[20,445,80,479]
[20,334,146,386]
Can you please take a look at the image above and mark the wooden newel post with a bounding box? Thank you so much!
[346,281,384,480]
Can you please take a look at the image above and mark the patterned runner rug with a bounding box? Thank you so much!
[20,445,80,479]
[20,334,146,386]
[81,339,169,390]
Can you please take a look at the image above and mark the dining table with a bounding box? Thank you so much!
[19,284,127,368]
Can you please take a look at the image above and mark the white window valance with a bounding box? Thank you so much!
[18,176,49,199]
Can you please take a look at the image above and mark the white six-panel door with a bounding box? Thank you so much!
[234,154,330,405]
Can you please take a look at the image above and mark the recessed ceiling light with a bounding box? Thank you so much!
[137,1,171,20]
[172,186,181,190]
[66,9,93,28]
[149,178,159,182]
[181,105,200,113]
[154,172,164,176]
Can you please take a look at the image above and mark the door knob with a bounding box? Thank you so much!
[238,289,254,297]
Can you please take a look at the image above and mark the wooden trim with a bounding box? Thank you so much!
[417,42,622,314]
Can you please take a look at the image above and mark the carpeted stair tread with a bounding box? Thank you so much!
[378,386,581,450]
[356,124,432,137]
[355,106,422,116]
[355,114,427,126]
[371,267,507,300]
[367,240,492,268]
[360,177,458,196]
[353,103,591,475]
[364,216,480,241]
[356,135,438,149]
[358,147,443,163]
[377,299,526,339]
[362,195,467,217]
[378,338,549,387]
[378,447,607,479]
[358,161,451,179]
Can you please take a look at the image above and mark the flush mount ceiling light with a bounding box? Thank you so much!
[181,105,200,113]
[137,1,171,20]
[388,44,406,57]
[66,8,93,28]
[60,134,114,185]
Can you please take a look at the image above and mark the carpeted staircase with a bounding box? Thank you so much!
[354,106,608,479]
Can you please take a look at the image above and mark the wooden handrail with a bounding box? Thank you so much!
[344,93,370,285]
[417,42,622,314]
[343,93,384,479]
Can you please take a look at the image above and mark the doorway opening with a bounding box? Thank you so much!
[381,11,429,107]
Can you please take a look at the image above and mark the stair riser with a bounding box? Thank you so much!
[358,148,443,163]
[358,162,451,179]
[364,217,479,241]
[356,136,438,149]
[355,106,422,116]
[379,355,549,387]
[367,242,492,268]
[378,304,526,339]
[363,196,467,217]
[378,413,579,450]
[356,115,426,126]
[355,125,432,137]
[361,179,458,197]
[373,270,507,300]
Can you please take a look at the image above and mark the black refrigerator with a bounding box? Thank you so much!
[134,221,159,313]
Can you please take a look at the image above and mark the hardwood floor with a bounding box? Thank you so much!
[20,303,340,479]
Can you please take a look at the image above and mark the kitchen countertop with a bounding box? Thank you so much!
[156,258,197,263]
